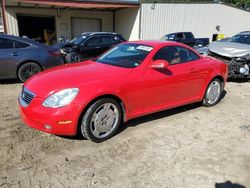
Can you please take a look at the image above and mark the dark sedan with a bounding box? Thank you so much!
[0,35,64,82]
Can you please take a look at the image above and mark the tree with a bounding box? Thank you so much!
[228,0,250,9]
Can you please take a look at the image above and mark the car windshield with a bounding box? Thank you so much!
[229,34,250,45]
[96,43,153,68]
[70,35,88,45]
[160,34,174,40]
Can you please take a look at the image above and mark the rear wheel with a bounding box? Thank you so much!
[81,98,122,142]
[202,78,223,107]
[18,62,41,82]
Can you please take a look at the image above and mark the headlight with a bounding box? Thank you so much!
[42,88,79,108]
[60,47,72,54]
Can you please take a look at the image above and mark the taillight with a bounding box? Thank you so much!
[49,51,61,56]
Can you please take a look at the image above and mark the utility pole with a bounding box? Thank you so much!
[1,0,8,34]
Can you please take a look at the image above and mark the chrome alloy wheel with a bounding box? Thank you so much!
[18,63,41,82]
[206,80,221,105]
[71,54,80,62]
[90,103,119,138]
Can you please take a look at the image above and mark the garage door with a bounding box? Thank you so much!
[71,18,101,38]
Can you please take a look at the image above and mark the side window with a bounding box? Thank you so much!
[168,34,175,40]
[176,47,200,63]
[176,33,184,40]
[244,35,250,44]
[13,40,30,48]
[153,46,181,65]
[153,46,200,65]
[184,33,193,39]
[85,37,99,46]
[100,36,113,44]
[0,38,14,49]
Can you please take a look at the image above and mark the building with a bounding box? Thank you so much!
[2,0,140,44]
[2,0,250,43]
[0,8,4,33]
[140,2,250,41]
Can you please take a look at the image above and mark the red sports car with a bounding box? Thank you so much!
[19,41,228,142]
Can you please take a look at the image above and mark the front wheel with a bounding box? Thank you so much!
[65,52,81,63]
[81,98,122,142]
[202,78,223,107]
[18,62,42,82]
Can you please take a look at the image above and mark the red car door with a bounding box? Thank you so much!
[134,46,206,115]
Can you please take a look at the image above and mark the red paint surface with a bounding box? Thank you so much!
[19,41,228,136]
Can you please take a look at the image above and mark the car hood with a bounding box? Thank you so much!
[209,41,250,58]
[25,60,132,97]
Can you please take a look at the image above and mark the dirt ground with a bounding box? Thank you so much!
[0,81,249,188]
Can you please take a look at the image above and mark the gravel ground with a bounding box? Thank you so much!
[0,81,249,188]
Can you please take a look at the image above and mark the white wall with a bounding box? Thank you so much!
[0,19,3,33]
[5,7,113,40]
[0,9,3,33]
[115,7,140,41]
[141,3,250,41]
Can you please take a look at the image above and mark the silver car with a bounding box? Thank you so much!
[197,31,250,79]
[0,34,64,82]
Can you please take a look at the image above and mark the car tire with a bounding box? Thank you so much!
[202,78,223,107]
[81,98,122,142]
[18,62,42,83]
[65,52,81,63]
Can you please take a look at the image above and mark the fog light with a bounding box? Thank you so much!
[44,124,52,130]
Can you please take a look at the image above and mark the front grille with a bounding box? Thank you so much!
[20,87,35,106]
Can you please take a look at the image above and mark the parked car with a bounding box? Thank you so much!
[19,41,228,142]
[59,32,126,63]
[0,34,63,82]
[161,32,209,48]
[197,31,250,79]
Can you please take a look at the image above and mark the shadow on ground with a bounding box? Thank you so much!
[228,78,249,83]
[118,90,226,132]
[60,102,204,141]
[0,79,20,85]
[61,90,227,141]
[215,181,246,188]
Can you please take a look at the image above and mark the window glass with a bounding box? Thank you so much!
[177,47,200,63]
[100,36,113,44]
[153,46,199,65]
[71,35,87,45]
[186,48,200,61]
[153,46,181,64]
[0,38,14,49]
[168,34,175,40]
[176,33,184,40]
[14,40,29,48]
[229,34,250,45]
[97,43,153,68]
[86,37,99,46]
[184,33,193,39]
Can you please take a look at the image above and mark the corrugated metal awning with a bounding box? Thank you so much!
[17,0,139,10]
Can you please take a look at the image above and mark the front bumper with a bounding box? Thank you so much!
[19,94,82,136]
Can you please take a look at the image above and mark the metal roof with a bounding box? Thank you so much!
[7,0,139,10]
